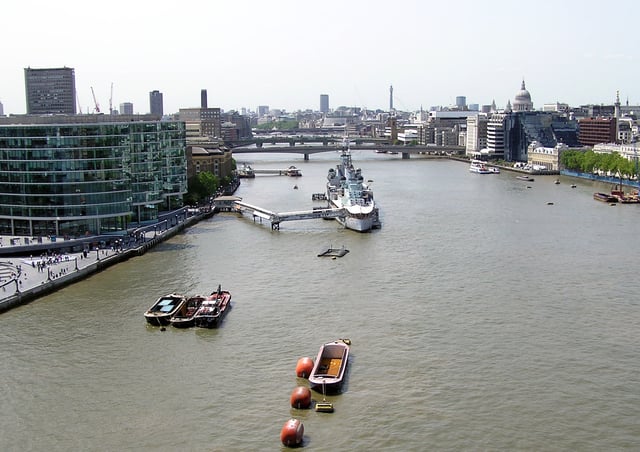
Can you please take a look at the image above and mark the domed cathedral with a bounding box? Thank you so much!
[512,79,533,112]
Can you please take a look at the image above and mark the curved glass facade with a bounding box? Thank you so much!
[0,120,186,237]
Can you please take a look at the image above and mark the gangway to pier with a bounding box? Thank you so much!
[251,166,302,176]
[233,200,344,230]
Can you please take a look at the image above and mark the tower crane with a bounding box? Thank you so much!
[90,86,100,113]
[109,82,113,115]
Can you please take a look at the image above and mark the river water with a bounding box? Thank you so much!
[1,151,639,451]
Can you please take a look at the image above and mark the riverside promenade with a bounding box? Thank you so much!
[0,209,213,313]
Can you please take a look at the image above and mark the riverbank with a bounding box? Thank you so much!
[0,210,212,313]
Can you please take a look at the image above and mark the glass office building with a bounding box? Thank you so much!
[0,117,186,237]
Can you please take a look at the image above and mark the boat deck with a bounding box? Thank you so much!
[317,358,342,377]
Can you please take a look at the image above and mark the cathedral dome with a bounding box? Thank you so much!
[513,79,533,111]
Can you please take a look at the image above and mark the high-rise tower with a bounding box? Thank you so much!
[150,90,163,116]
[320,94,329,114]
[24,67,76,114]
[389,85,394,111]
[201,89,208,109]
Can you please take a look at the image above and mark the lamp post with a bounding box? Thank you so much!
[634,138,638,191]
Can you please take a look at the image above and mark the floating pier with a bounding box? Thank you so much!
[252,165,302,176]
[317,246,349,258]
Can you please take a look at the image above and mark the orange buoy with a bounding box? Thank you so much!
[280,418,304,447]
[290,386,312,409]
[296,357,314,378]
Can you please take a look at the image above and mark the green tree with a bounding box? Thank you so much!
[185,171,219,205]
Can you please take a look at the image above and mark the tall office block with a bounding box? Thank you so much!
[0,101,4,116]
[320,94,329,113]
[119,102,134,115]
[150,90,163,116]
[201,89,208,109]
[24,67,76,114]
[455,96,467,109]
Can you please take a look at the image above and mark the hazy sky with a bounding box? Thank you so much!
[2,0,639,115]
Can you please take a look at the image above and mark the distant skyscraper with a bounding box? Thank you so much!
[24,67,76,114]
[257,105,269,117]
[0,100,4,116]
[201,89,208,109]
[320,94,329,113]
[389,85,394,111]
[455,96,467,109]
[149,90,163,116]
[119,102,133,115]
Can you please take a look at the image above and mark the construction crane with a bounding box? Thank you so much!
[90,86,100,113]
[109,82,113,115]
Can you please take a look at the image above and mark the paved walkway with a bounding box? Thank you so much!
[0,246,127,303]
[0,227,167,307]
[0,208,216,311]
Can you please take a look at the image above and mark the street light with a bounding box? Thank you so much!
[634,138,639,191]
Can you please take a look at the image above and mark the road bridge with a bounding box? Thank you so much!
[232,144,465,160]
[233,200,344,230]
[249,136,389,147]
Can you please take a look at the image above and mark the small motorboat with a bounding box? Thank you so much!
[170,294,210,328]
[144,293,186,326]
[308,339,351,394]
[516,175,535,181]
[593,192,618,203]
[193,285,232,328]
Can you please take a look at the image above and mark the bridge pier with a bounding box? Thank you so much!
[402,152,410,159]
[304,153,309,161]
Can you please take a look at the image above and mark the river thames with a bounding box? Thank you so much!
[1,151,639,451]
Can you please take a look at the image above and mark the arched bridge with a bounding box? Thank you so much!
[231,144,465,160]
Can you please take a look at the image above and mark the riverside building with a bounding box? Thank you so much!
[0,115,187,237]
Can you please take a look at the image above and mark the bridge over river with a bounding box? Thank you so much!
[231,144,464,160]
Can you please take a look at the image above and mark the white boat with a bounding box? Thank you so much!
[469,159,496,174]
[326,140,380,232]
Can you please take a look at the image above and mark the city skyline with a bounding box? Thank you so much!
[2,0,639,115]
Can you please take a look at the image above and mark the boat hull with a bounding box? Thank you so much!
[169,295,209,328]
[329,199,378,232]
[593,192,617,203]
[170,318,196,328]
[335,215,375,232]
[144,294,186,326]
[308,340,350,394]
[144,313,173,326]
[193,291,231,329]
